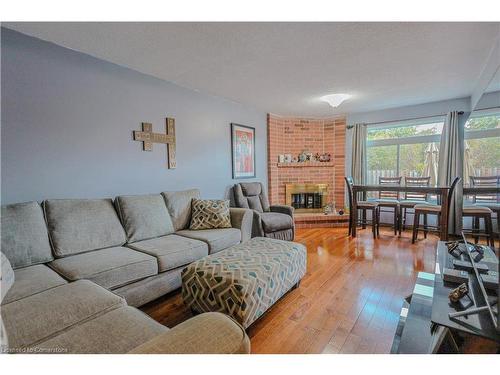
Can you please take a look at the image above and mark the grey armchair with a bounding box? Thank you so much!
[232,182,295,241]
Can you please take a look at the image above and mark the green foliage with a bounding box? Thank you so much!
[465,115,500,171]
[467,137,500,170]
[367,116,500,179]
[367,143,434,176]
[367,145,397,170]
[465,115,499,131]
[367,123,441,141]
[400,143,429,175]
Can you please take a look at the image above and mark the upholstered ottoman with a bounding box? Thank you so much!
[181,237,307,328]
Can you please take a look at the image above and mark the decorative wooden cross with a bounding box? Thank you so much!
[133,118,176,168]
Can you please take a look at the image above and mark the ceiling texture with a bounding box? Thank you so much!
[4,22,500,117]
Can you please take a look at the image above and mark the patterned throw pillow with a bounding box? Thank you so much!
[189,199,232,230]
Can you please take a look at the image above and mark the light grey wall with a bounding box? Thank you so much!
[1,28,267,204]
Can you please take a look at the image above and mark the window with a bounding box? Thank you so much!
[464,110,500,185]
[365,111,500,199]
[366,118,444,186]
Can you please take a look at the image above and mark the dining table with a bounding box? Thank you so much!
[351,184,500,241]
[351,184,453,240]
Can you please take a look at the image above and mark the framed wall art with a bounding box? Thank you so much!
[231,123,256,179]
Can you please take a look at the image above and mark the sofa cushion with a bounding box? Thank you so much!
[239,182,262,196]
[260,212,294,233]
[189,199,232,230]
[177,228,241,254]
[232,184,250,209]
[1,280,125,350]
[162,189,200,231]
[1,201,53,268]
[128,234,208,272]
[44,199,127,257]
[129,312,250,354]
[247,195,264,212]
[237,182,271,212]
[115,194,175,242]
[35,306,167,354]
[1,253,15,302]
[49,246,158,289]
[113,269,183,307]
[2,264,67,305]
[1,253,14,352]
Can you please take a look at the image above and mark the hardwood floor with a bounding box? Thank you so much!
[141,227,439,353]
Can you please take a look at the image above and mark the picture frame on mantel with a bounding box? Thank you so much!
[231,123,256,179]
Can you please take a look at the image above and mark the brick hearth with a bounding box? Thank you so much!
[294,212,349,229]
[267,114,346,216]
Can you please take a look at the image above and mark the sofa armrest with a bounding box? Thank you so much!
[129,312,250,354]
[230,208,253,242]
[270,205,294,217]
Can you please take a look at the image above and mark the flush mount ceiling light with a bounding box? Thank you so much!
[320,93,352,108]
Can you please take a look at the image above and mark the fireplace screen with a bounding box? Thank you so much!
[285,184,328,213]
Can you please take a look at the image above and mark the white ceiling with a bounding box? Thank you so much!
[4,22,500,117]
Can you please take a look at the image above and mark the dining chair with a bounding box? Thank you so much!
[398,176,431,236]
[462,205,495,247]
[376,176,401,235]
[466,175,500,247]
[345,177,379,239]
[411,177,460,244]
[470,176,500,205]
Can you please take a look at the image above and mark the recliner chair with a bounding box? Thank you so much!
[232,182,295,241]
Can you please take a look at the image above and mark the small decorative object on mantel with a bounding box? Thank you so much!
[280,151,332,164]
[319,153,331,162]
[133,118,176,168]
[338,208,345,215]
[323,202,333,215]
[298,151,308,162]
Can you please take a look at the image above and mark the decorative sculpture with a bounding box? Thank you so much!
[319,153,331,162]
[448,283,469,303]
[133,118,176,169]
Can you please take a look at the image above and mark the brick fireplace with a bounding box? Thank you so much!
[267,114,347,227]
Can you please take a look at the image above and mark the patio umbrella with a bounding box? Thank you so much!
[423,142,439,185]
[463,141,475,187]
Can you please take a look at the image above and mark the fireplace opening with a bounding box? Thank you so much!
[285,183,328,213]
[291,192,322,209]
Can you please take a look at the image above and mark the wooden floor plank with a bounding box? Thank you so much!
[140,227,442,354]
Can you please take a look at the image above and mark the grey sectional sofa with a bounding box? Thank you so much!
[0,189,252,354]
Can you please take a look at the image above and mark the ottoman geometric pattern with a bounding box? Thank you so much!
[181,237,307,328]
